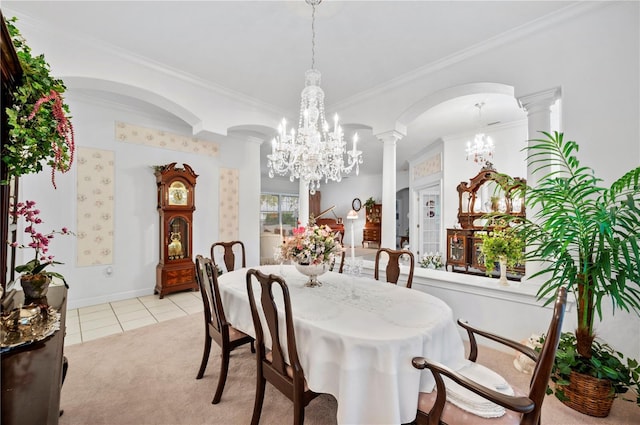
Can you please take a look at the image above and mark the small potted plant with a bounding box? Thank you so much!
[541,332,640,415]
[9,200,73,298]
[364,197,376,210]
[479,228,524,285]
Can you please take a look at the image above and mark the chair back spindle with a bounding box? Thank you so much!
[374,248,415,288]
[194,255,254,404]
[211,240,246,272]
[246,268,318,425]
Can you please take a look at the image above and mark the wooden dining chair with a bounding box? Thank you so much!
[194,255,254,404]
[412,286,567,425]
[246,268,320,425]
[211,240,246,272]
[329,250,345,273]
[374,247,415,288]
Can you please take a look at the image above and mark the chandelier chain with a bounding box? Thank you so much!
[311,3,316,70]
[267,0,363,194]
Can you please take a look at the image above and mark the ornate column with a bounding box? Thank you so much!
[518,87,561,283]
[518,87,561,188]
[376,130,403,249]
[245,136,264,247]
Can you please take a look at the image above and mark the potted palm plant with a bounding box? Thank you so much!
[495,131,640,416]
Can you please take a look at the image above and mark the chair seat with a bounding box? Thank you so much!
[418,362,525,424]
[265,351,310,392]
[229,326,250,342]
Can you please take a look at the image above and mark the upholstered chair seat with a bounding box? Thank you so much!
[412,287,567,425]
[418,362,528,424]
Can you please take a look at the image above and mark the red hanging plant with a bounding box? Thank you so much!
[27,90,75,188]
[2,17,75,188]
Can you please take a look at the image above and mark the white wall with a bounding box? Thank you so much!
[18,92,261,309]
[261,176,298,195]
[8,1,639,360]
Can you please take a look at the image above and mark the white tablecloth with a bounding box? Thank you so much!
[218,265,466,425]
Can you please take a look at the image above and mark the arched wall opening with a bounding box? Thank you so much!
[398,82,529,258]
[63,76,202,132]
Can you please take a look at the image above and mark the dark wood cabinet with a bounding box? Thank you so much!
[446,229,525,279]
[155,163,198,298]
[446,228,473,271]
[362,203,382,247]
[1,285,68,425]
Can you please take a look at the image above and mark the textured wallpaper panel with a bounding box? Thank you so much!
[412,153,442,180]
[76,147,115,266]
[219,168,239,241]
[115,121,219,156]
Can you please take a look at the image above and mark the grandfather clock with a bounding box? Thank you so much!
[155,163,198,298]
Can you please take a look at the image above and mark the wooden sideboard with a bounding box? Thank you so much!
[1,285,68,425]
[446,228,525,279]
[362,203,382,247]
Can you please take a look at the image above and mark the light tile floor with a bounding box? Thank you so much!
[64,291,203,346]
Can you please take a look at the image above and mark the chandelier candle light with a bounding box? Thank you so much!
[465,102,495,166]
[267,0,362,194]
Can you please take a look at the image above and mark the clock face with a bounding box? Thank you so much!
[168,181,188,206]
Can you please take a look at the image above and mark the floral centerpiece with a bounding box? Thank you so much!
[280,224,341,265]
[280,224,341,287]
[9,200,73,297]
[419,252,444,269]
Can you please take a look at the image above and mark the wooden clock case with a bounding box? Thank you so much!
[155,162,198,298]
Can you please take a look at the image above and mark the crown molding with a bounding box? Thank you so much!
[330,1,607,112]
[4,8,288,118]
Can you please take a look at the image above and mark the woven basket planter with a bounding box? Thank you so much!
[558,371,615,417]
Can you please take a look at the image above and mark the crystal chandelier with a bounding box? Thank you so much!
[465,102,495,166]
[267,0,362,194]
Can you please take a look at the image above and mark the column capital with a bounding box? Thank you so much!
[375,130,404,145]
[518,87,561,114]
[244,135,265,146]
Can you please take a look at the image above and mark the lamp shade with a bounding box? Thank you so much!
[347,209,358,220]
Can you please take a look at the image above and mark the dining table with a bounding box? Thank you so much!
[218,264,467,425]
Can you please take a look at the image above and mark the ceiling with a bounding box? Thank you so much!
[3,0,579,177]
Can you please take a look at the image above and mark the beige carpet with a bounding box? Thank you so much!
[59,313,639,425]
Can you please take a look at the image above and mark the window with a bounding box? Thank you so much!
[260,193,299,235]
